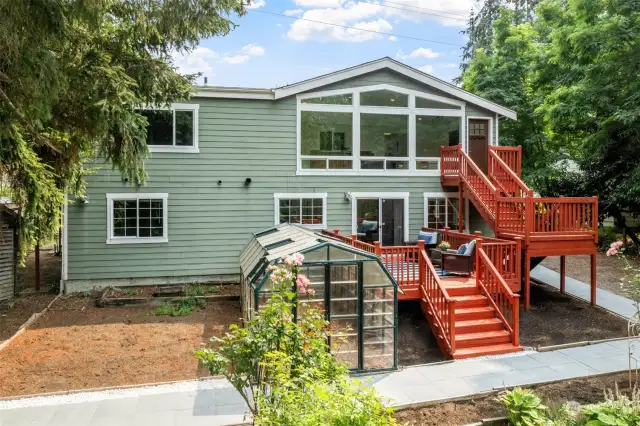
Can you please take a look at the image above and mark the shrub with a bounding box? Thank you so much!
[498,387,550,426]
[581,386,640,426]
[184,283,217,297]
[154,298,205,316]
[195,253,396,425]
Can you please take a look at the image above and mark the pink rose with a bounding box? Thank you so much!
[284,255,295,266]
[612,241,623,250]
[293,252,304,266]
[606,247,618,256]
[306,288,316,296]
[296,274,311,289]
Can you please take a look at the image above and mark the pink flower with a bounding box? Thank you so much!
[267,265,277,271]
[293,252,304,266]
[296,274,311,289]
[606,247,618,257]
[283,255,295,266]
[306,288,316,296]
[611,241,623,250]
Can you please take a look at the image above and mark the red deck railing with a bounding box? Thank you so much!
[420,248,456,353]
[377,243,422,298]
[442,145,598,243]
[476,240,519,346]
[489,146,522,177]
[422,227,521,289]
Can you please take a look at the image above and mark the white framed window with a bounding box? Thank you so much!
[423,192,469,232]
[140,103,199,153]
[274,193,328,229]
[297,84,465,176]
[106,193,168,244]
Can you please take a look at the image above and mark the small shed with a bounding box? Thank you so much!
[239,224,399,372]
[0,203,19,305]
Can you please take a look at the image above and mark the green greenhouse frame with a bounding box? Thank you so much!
[239,224,399,372]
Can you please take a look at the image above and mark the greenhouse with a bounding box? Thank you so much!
[239,223,399,372]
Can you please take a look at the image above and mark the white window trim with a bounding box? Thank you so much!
[274,193,328,230]
[423,192,469,233]
[297,84,465,176]
[144,103,199,153]
[106,193,169,244]
[349,192,410,243]
[466,115,494,151]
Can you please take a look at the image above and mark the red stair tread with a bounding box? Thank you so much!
[455,306,494,314]
[455,318,503,332]
[456,330,510,341]
[453,343,523,359]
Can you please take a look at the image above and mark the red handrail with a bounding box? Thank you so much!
[489,150,532,198]
[489,146,522,176]
[531,197,598,238]
[475,241,519,346]
[459,147,498,219]
[419,249,456,353]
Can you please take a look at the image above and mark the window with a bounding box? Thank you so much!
[140,103,198,153]
[274,193,327,229]
[297,84,464,174]
[106,193,168,244]
[423,193,462,230]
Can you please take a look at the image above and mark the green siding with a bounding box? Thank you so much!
[66,70,495,286]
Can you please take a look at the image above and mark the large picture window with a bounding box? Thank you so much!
[106,193,168,244]
[274,193,328,229]
[140,103,198,153]
[297,84,464,174]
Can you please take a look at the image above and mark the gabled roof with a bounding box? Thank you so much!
[194,57,517,120]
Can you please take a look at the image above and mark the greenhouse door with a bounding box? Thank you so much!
[327,262,362,370]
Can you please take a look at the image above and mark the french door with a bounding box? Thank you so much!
[355,197,405,246]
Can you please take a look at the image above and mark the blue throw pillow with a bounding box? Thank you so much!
[417,231,436,244]
[463,240,476,256]
[457,244,467,254]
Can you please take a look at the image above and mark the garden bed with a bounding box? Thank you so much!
[0,294,241,397]
[98,283,239,307]
[395,371,636,425]
[519,282,628,348]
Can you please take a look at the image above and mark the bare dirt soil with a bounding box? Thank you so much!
[0,295,241,397]
[398,301,445,366]
[519,282,628,348]
[395,372,636,425]
[15,247,61,294]
[541,252,640,298]
[0,294,56,343]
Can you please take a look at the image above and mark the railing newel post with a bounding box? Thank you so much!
[449,299,456,354]
[374,241,381,257]
[513,294,520,347]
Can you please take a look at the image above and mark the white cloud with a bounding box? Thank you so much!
[388,35,397,41]
[171,47,218,81]
[245,0,265,9]
[284,9,304,16]
[418,64,434,74]
[409,47,440,59]
[396,47,441,60]
[241,43,265,56]
[220,55,250,64]
[287,3,389,42]
[443,63,458,68]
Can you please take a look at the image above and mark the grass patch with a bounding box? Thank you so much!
[154,298,206,317]
[183,284,218,297]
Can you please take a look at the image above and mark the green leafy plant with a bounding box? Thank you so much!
[195,253,396,425]
[498,387,550,426]
[184,283,218,297]
[581,385,640,426]
[154,298,205,317]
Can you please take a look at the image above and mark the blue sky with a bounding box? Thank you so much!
[172,0,478,88]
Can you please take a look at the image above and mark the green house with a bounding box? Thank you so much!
[62,57,516,292]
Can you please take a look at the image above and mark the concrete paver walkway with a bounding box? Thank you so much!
[2,271,638,425]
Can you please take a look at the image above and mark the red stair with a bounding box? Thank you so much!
[440,144,599,310]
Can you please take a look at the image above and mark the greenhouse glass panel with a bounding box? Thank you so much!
[363,287,394,328]
[363,328,395,369]
[363,261,394,287]
[331,317,359,369]
[302,246,328,262]
[328,246,370,261]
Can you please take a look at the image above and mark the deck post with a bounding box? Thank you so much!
[374,241,382,257]
[475,238,483,286]
[590,252,597,306]
[514,237,522,285]
[512,294,520,347]
[333,229,340,235]
[524,252,530,311]
[449,300,456,355]
[560,256,566,294]
[352,234,358,241]
[418,240,425,287]
[458,183,464,232]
